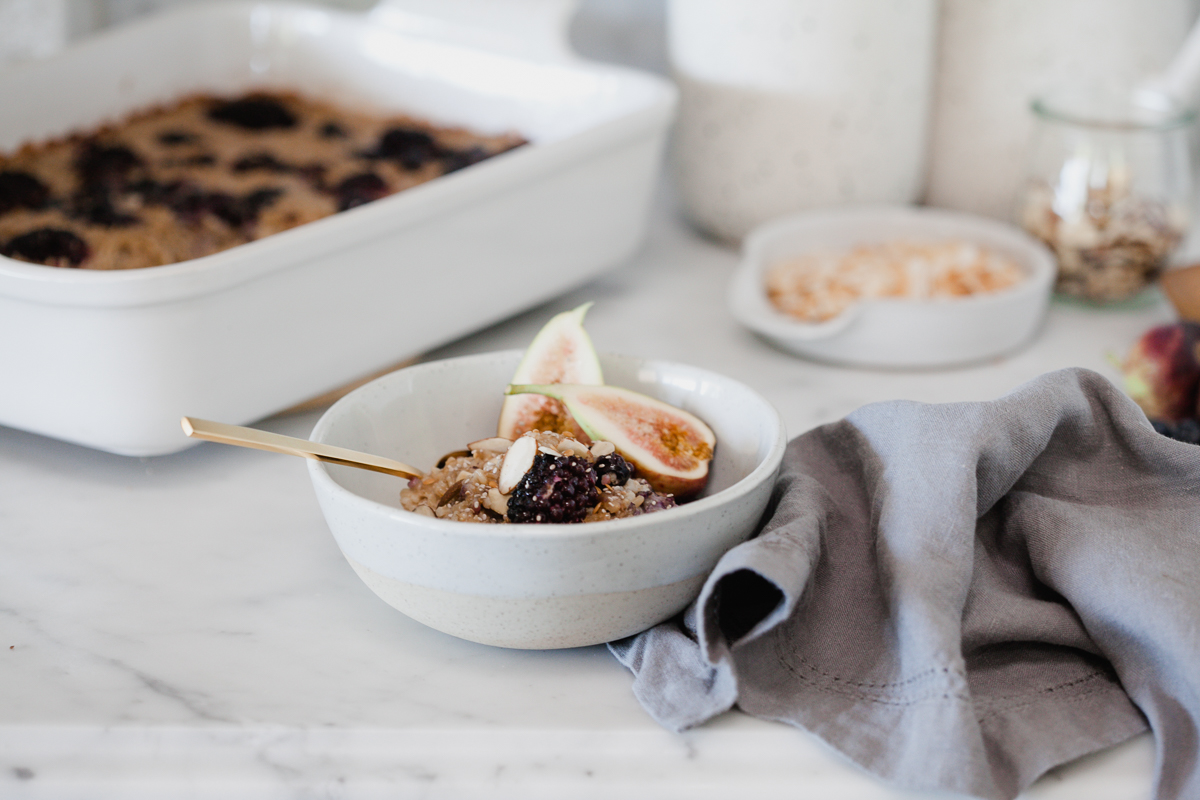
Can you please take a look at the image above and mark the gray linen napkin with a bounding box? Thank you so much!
[611,367,1200,800]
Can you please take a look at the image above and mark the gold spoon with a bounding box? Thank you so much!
[181,417,423,479]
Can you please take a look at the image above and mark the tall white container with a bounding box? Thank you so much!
[0,0,67,67]
[926,0,1199,221]
[667,0,936,242]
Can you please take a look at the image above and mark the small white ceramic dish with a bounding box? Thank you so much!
[0,0,675,456]
[306,350,787,650]
[729,205,1056,368]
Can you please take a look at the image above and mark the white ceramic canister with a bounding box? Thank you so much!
[667,0,937,242]
[0,0,67,67]
[926,0,1199,221]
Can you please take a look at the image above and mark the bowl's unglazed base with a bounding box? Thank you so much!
[346,556,705,650]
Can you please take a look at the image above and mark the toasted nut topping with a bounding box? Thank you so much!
[437,480,465,508]
[590,441,616,457]
[484,488,509,516]
[468,436,513,453]
[499,434,538,494]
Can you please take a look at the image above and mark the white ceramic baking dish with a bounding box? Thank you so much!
[0,0,676,456]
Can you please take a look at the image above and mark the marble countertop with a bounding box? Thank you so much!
[0,176,1175,798]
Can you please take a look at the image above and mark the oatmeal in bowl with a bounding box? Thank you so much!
[305,336,785,649]
[393,303,718,529]
[402,429,678,524]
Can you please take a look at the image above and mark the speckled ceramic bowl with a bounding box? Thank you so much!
[307,350,786,649]
[730,205,1056,367]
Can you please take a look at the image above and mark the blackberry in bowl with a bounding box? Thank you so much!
[307,351,786,650]
[502,452,600,524]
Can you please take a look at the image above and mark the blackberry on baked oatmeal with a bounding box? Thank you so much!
[0,91,526,270]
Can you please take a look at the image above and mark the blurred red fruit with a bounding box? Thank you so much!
[1120,322,1200,421]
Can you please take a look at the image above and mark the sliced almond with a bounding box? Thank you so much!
[559,439,588,455]
[468,436,513,454]
[484,488,509,516]
[589,440,616,457]
[538,446,562,457]
[498,434,538,494]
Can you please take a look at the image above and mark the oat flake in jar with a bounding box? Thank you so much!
[667,0,936,242]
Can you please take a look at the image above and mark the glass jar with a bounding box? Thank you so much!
[1016,90,1194,303]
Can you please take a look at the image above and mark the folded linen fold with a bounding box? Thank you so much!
[612,368,1200,800]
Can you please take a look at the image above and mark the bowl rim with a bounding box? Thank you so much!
[730,204,1057,341]
[307,349,788,540]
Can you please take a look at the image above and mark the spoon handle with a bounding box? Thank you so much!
[181,417,423,479]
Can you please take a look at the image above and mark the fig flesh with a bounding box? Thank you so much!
[1119,322,1200,422]
[505,383,716,500]
[497,303,603,442]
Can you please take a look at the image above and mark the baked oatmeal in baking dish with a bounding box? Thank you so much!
[0,92,526,270]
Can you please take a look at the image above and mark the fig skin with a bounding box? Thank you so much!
[630,463,710,503]
[505,383,716,501]
[497,303,603,442]
[1120,322,1200,422]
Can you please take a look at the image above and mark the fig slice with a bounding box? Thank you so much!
[505,383,716,501]
[497,303,603,441]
